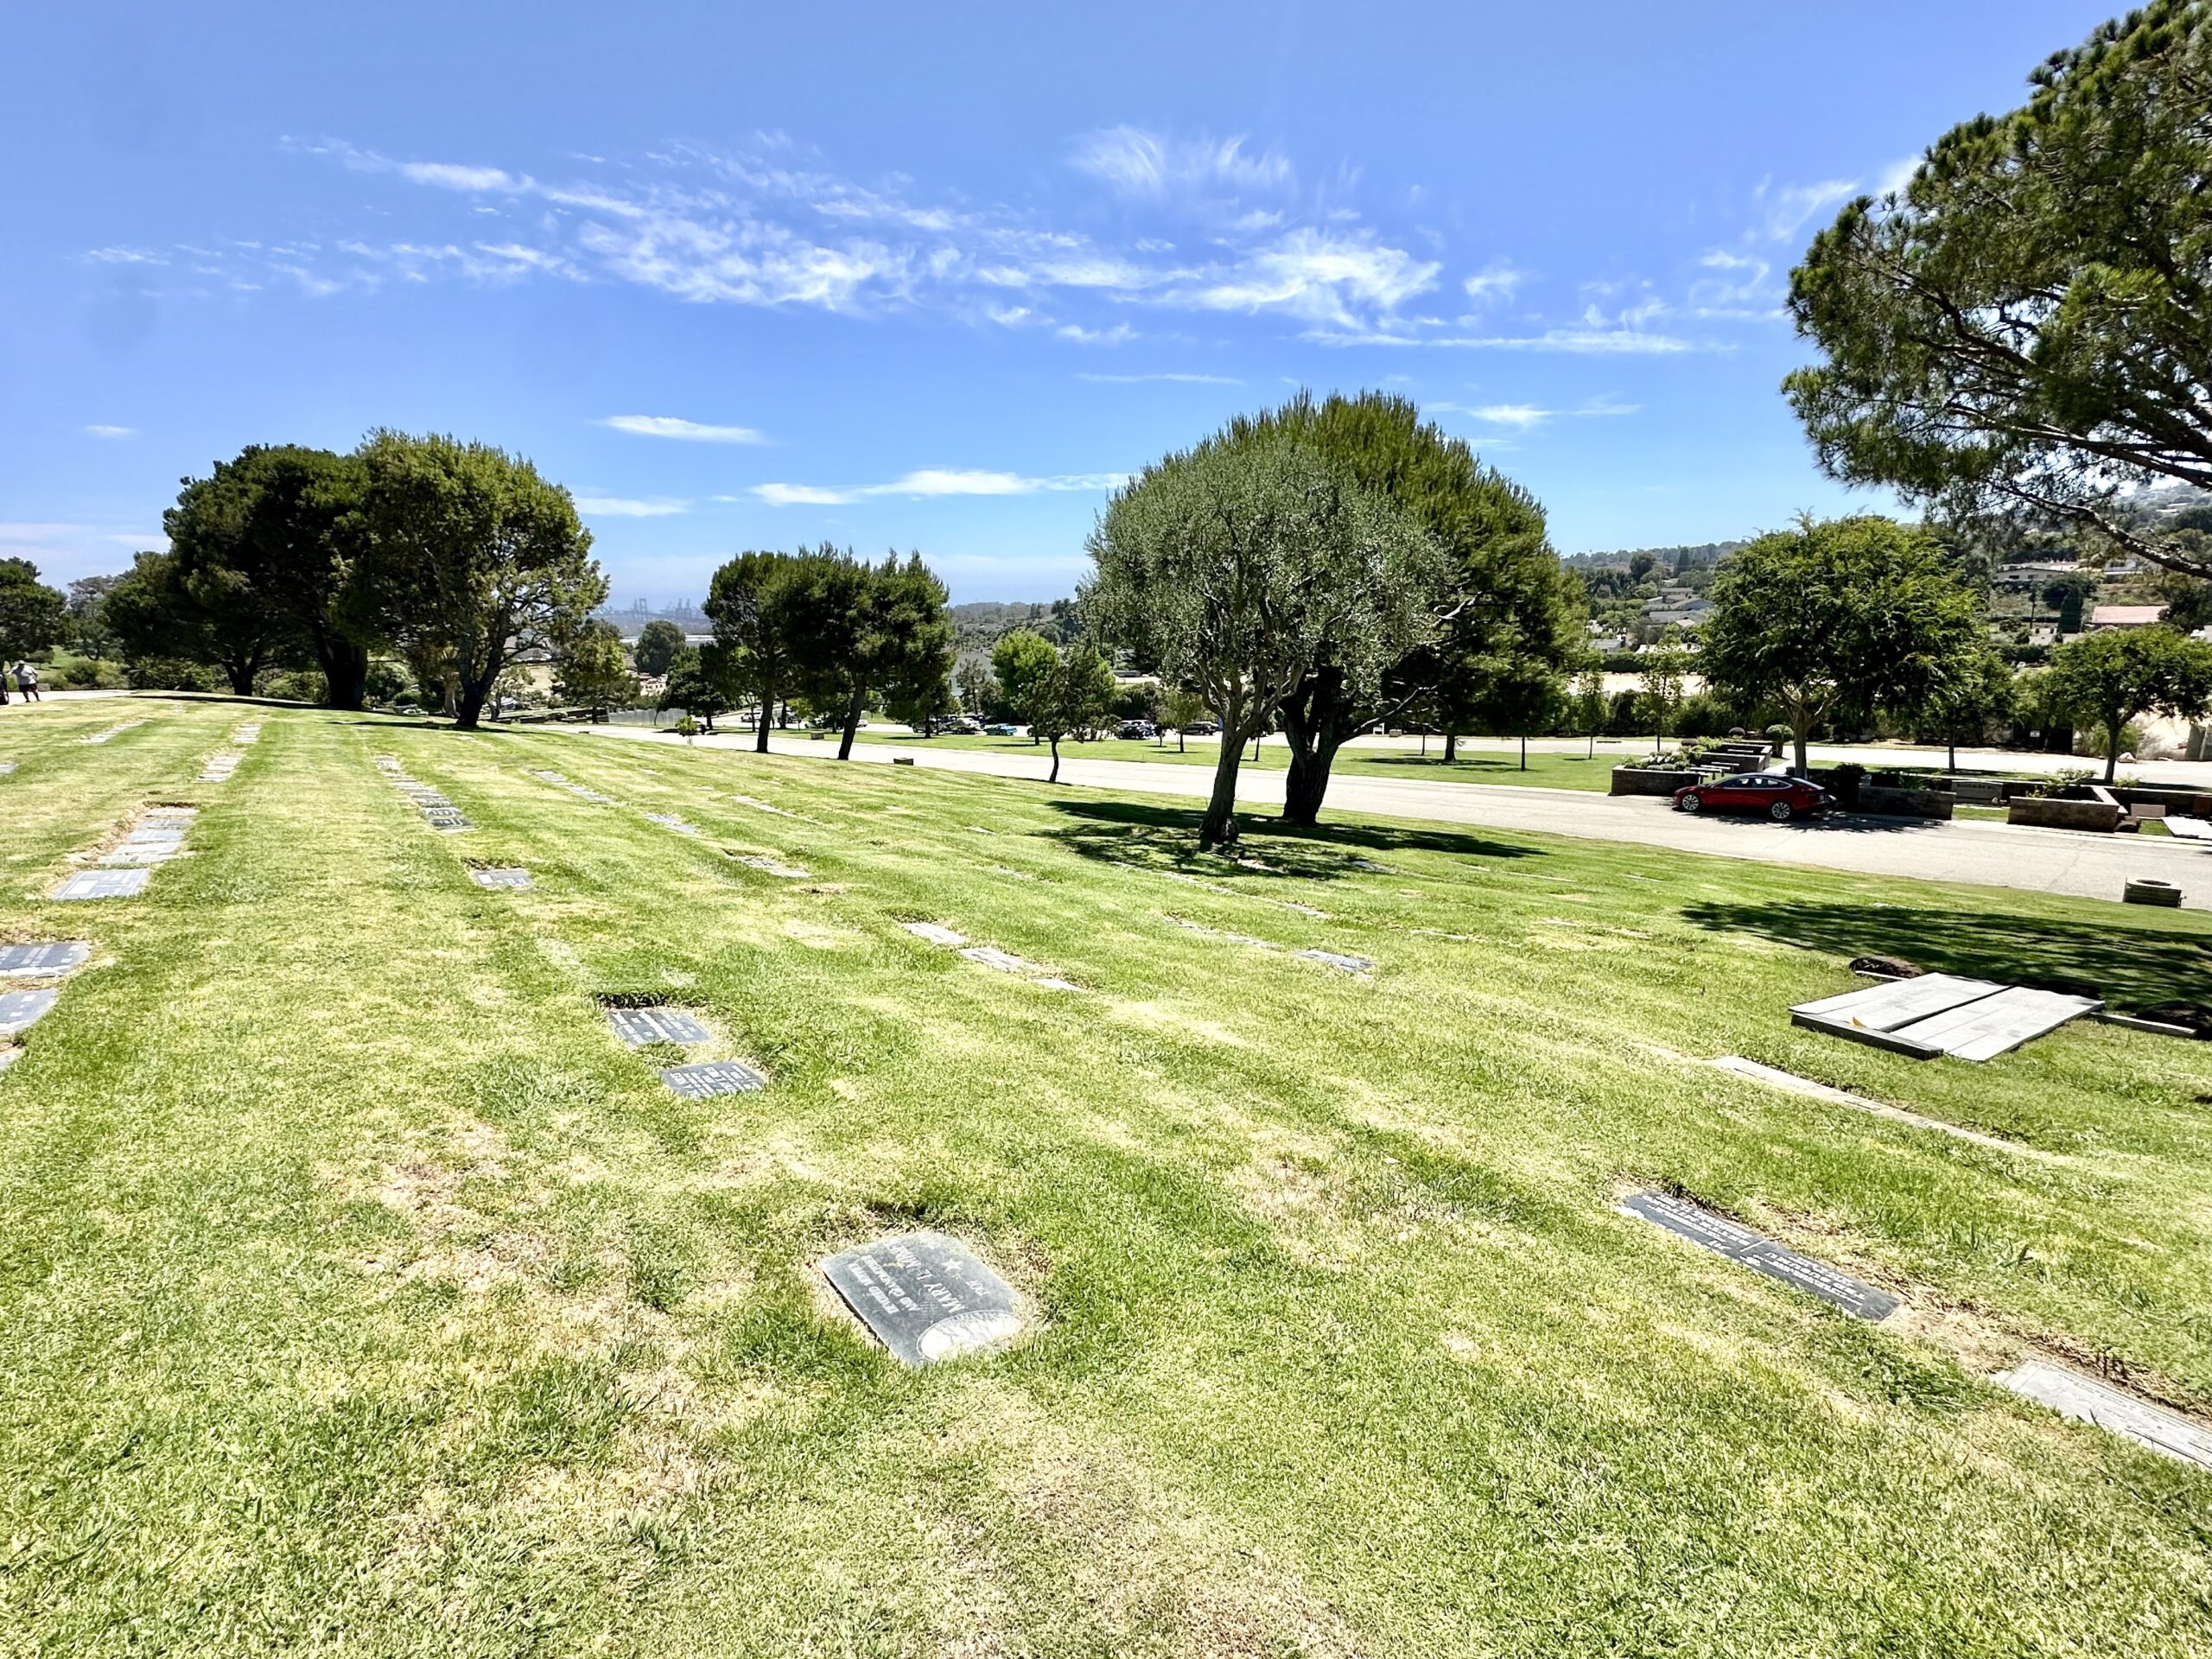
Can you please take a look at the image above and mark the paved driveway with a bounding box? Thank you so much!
[582,725,2212,912]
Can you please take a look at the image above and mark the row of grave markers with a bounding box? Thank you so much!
[379,742,2211,1461]
[385,758,771,1099]
[53,804,198,901]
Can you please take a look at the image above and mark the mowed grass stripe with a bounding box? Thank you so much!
[0,702,2204,1656]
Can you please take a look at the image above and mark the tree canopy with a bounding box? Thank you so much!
[349,430,606,730]
[1084,427,1438,848]
[0,560,67,669]
[632,618,686,678]
[1786,2,2212,577]
[784,550,953,760]
[706,551,812,753]
[1206,392,1578,825]
[554,620,637,721]
[1029,639,1116,783]
[1700,516,1986,772]
[165,445,373,708]
[989,629,1060,742]
[2046,626,2212,781]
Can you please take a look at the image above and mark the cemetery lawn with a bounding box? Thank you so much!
[6,696,2212,1658]
[833,726,1635,790]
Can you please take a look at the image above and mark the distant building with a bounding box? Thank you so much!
[2088,604,2169,631]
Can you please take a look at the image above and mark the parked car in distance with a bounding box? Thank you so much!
[1183,719,1221,736]
[1673,772,1827,822]
[948,716,982,734]
[985,722,1020,738]
[1116,720,1155,740]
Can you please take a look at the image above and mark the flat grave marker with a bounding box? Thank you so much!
[469,868,533,890]
[0,941,91,977]
[1298,949,1376,975]
[735,855,810,879]
[1790,974,2098,1062]
[0,762,16,775]
[904,921,967,947]
[1997,1358,2212,1470]
[607,1006,713,1046]
[82,721,147,745]
[821,1231,1026,1367]
[101,846,180,867]
[54,869,150,900]
[659,1058,767,1098]
[1707,1055,2041,1156]
[0,988,60,1036]
[960,944,1038,974]
[645,813,700,835]
[1621,1190,1900,1322]
[231,723,261,744]
[121,827,188,845]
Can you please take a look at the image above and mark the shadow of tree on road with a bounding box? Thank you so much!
[1039,798,1543,884]
[1682,898,2212,1013]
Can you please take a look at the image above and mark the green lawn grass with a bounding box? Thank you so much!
[826,726,1643,790]
[4,697,2210,1656]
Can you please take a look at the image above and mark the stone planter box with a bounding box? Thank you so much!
[1858,786,1955,820]
[1610,767,1700,797]
[2009,788,2124,833]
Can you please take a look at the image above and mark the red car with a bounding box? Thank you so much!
[1672,772,1827,822]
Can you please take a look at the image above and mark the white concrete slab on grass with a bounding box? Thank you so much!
[54,869,150,900]
[1998,1358,2212,1470]
[1790,974,2099,1062]
[903,922,967,947]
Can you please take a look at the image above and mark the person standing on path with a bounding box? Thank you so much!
[10,663,36,702]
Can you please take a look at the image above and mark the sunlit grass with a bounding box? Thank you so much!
[2,696,2208,1656]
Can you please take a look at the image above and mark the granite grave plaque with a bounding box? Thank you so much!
[659,1058,767,1097]
[822,1231,1026,1367]
[101,846,178,867]
[959,944,1038,974]
[1622,1191,1899,1321]
[0,988,59,1036]
[904,921,967,947]
[123,827,188,845]
[736,855,810,879]
[55,869,150,900]
[645,813,699,835]
[0,941,91,976]
[0,762,16,775]
[1998,1358,2212,1469]
[608,1006,712,1046]
[469,867,532,889]
[1297,949,1376,974]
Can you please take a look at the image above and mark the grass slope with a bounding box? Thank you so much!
[1,698,2209,1657]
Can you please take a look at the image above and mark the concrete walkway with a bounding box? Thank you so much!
[580,723,2212,912]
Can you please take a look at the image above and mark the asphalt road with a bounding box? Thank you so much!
[582,724,2212,912]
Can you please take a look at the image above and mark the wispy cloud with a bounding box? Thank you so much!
[1754,175,1858,242]
[1461,260,1526,304]
[177,131,1447,341]
[600,414,767,444]
[575,496,689,517]
[1069,126,1294,200]
[1077,372,1243,385]
[752,467,1127,506]
[84,424,134,438]
[1431,394,1643,430]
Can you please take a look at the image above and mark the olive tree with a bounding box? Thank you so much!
[1084,433,1438,849]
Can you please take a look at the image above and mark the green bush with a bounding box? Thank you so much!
[45,652,128,690]
[124,657,219,692]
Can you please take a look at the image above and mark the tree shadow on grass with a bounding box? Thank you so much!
[1681,898,2212,1013]
[1039,798,1544,884]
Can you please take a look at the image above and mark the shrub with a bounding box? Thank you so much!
[124,657,219,692]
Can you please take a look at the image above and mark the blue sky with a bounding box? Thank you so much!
[3,1,2120,605]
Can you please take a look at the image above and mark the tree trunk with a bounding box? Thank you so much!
[1281,734,1344,826]
[1049,735,1062,784]
[1520,734,1528,771]
[1791,713,1811,776]
[1178,728,1185,753]
[223,655,258,696]
[1948,740,1957,772]
[317,639,370,711]
[1444,733,1459,762]
[2104,721,2121,784]
[836,688,865,760]
[755,705,771,753]
[453,675,493,731]
[1198,736,1244,849]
